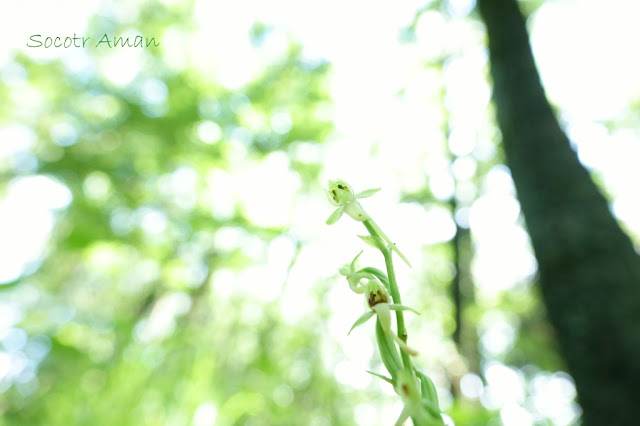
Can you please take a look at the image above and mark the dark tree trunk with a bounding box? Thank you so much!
[477,0,640,424]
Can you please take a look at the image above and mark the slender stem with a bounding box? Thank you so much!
[383,248,413,371]
[363,219,440,425]
[363,220,412,370]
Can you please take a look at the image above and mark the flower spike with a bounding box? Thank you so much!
[325,178,443,424]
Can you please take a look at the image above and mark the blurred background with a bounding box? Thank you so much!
[1,0,640,424]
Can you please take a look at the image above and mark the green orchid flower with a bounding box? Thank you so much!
[326,179,378,224]
[326,179,412,267]
[394,370,443,426]
[342,252,419,357]
[367,281,419,357]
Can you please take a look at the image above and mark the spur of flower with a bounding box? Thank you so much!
[326,179,411,267]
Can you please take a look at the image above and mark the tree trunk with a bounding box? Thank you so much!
[477,0,640,424]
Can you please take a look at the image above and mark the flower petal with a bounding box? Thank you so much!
[348,311,376,334]
[355,187,381,199]
[326,206,345,225]
[350,250,364,270]
[349,274,370,294]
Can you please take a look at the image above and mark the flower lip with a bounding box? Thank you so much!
[368,288,389,307]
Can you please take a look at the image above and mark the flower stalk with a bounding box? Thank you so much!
[326,179,444,426]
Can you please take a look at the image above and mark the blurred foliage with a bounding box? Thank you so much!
[0,3,348,426]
